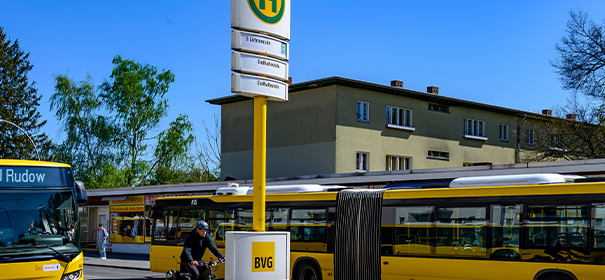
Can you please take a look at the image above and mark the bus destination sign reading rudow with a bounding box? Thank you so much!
[0,166,65,187]
[232,30,288,61]
[231,0,291,40]
[231,73,288,101]
[232,52,288,81]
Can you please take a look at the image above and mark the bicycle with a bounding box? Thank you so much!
[165,258,225,280]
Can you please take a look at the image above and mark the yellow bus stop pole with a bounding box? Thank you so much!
[253,96,267,232]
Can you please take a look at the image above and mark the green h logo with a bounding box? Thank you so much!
[247,0,285,25]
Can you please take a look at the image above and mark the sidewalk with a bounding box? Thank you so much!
[83,249,150,271]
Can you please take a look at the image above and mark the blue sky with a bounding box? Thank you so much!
[2,0,605,145]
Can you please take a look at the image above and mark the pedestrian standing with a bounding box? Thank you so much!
[97,224,108,259]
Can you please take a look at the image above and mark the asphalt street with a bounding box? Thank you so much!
[84,265,165,280]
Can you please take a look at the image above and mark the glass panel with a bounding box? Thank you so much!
[153,210,178,243]
[381,207,395,255]
[290,209,327,251]
[394,206,433,255]
[404,110,411,126]
[527,205,587,219]
[436,207,488,258]
[473,121,478,136]
[593,204,605,262]
[209,209,235,241]
[362,153,368,171]
[468,120,473,134]
[385,107,390,124]
[356,153,361,170]
[391,107,397,125]
[392,157,398,170]
[463,119,466,134]
[478,121,484,136]
[363,103,368,121]
[523,204,590,262]
[357,102,361,120]
[398,109,404,126]
[490,205,521,259]
[176,209,206,245]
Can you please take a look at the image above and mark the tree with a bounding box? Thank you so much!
[0,27,51,160]
[520,93,605,162]
[552,10,605,99]
[538,10,605,162]
[50,73,122,188]
[100,55,175,186]
[193,114,221,174]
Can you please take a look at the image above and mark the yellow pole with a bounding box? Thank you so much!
[253,96,267,232]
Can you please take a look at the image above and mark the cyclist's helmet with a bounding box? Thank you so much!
[196,221,209,230]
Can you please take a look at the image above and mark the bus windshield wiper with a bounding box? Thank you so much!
[17,245,71,262]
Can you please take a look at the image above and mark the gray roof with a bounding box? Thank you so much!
[206,76,551,119]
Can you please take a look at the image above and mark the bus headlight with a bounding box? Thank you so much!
[61,270,82,280]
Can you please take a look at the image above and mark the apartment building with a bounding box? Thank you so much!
[208,76,548,180]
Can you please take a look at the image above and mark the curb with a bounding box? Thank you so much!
[84,262,151,272]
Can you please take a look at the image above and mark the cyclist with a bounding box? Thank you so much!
[180,221,224,280]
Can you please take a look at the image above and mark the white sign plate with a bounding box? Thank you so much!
[43,264,61,271]
[232,52,288,82]
[231,0,291,41]
[231,30,288,61]
[231,73,288,102]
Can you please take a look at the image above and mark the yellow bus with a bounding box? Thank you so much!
[0,160,87,280]
[150,174,605,280]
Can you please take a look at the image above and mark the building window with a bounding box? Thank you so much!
[526,129,535,145]
[463,118,485,138]
[428,150,449,160]
[356,101,369,122]
[550,133,565,151]
[428,103,449,113]
[356,152,369,172]
[499,124,508,141]
[386,155,412,171]
[386,106,413,129]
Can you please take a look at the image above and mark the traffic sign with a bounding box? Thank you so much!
[231,0,291,41]
[231,73,288,102]
[232,52,288,82]
[231,30,288,61]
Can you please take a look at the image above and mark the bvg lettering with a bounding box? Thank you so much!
[254,256,273,269]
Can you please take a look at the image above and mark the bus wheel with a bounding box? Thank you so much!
[543,274,572,280]
[295,262,321,280]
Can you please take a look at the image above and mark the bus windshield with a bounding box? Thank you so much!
[0,189,79,257]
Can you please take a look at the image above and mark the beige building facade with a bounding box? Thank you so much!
[208,77,545,180]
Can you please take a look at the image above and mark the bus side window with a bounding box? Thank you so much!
[523,204,589,262]
[393,206,433,256]
[592,204,605,262]
[435,206,488,258]
[490,205,521,260]
[177,209,206,245]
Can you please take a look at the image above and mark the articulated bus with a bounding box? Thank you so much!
[0,160,87,280]
[150,174,605,280]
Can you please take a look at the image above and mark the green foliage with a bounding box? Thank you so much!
[100,55,175,186]
[49,73,123,188]
[0,26,51,160]
[50,55,221,188]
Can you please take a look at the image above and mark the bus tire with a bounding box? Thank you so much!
[542,274,572,280]
[295,261,322,280]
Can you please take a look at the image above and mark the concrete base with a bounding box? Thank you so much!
[111,243,150,255]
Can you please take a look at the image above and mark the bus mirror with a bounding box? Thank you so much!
[75,181,88,204]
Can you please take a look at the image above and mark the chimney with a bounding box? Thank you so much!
[287,77,292,85]
[566,114,576,121]
[391,80,403,88]
[427,86,439,95]
[542,109,552,116]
